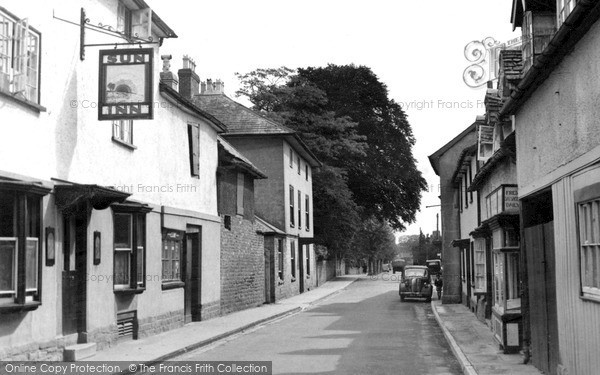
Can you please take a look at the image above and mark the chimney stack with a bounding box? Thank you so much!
[178,55,200,99]
[200,78,225,95]
[159,55,178,90]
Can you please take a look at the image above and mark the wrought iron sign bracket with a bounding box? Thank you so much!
[53,8,161,61]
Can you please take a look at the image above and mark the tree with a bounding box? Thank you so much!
[235,64,426,261]
[296,64,427,230]
[236,68,365,260]
[351,218,397,274]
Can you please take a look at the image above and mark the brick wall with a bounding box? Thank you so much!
[220,215,265,315]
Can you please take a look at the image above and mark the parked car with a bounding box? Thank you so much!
[399,265,433,302]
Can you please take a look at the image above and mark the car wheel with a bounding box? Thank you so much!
[426,296,431,302]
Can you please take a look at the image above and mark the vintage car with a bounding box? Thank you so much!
[399,265,433,302]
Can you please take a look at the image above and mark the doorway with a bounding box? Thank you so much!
[62,210,88,340]
[298,244,305,293]
[523,191,559,375]
[184,227,201,323]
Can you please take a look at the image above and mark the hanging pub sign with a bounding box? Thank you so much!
[98,48,153,120]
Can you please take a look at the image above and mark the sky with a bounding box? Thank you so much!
[150,0,519,236]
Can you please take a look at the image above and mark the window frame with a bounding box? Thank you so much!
[112,207,147,293]
[0,184,49,311]
[112,120,136,149]
[277,239,284,281]
[576,197,600,300]
[0,6,43,108]
[289,185,295,228]
[161,229,184,289]
[298,190,302,229]
[290,240,296,280]
[305,195,310,231]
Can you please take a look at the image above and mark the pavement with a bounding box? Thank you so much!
[83,275,362,364]
[431,300,543,375]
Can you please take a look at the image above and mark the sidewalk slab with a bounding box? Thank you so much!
[82,275,360,363]
[431,300,543,375]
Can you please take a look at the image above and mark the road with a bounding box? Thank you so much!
[176,275,461,375]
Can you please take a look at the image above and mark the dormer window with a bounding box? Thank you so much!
[116,2,151,40]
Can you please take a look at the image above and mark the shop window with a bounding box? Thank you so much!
[474,238,486,292]
[0,182,49,310]
[0,7,41,105]
[577,199,600,299]
[113,209,146,291]
[493,252,505,310]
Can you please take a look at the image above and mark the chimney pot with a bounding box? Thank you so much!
[178,55,200,98]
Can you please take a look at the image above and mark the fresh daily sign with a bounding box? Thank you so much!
[98,48,153,120]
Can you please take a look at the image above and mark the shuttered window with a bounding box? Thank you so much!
[188,124,200,177]
[236,173,244,215]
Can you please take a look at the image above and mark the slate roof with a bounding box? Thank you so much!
[193,94,294,135]
[193,93,322,168]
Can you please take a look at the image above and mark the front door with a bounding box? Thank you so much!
[525,222,559,375]
[62,212,87,339]
[264,240,275,303]
[184,229,201,323]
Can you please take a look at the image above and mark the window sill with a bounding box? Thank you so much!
[162,281,185,290]
[114,287,145,295]
[112,137,137,150]
[0,89,46,113]
[580,294,600,304]
[0,301,41,314]
[291,277,296,283]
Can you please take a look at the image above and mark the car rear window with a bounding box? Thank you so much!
[404,268,426,277]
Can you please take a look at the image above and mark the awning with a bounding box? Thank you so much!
[55,184,130,212]
[0,180,51,196]
[451,238,470,248]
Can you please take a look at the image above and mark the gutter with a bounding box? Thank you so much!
[500,0,600,117]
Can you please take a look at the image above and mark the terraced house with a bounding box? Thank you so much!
[0,0,228,360]
[193,82,322,301]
